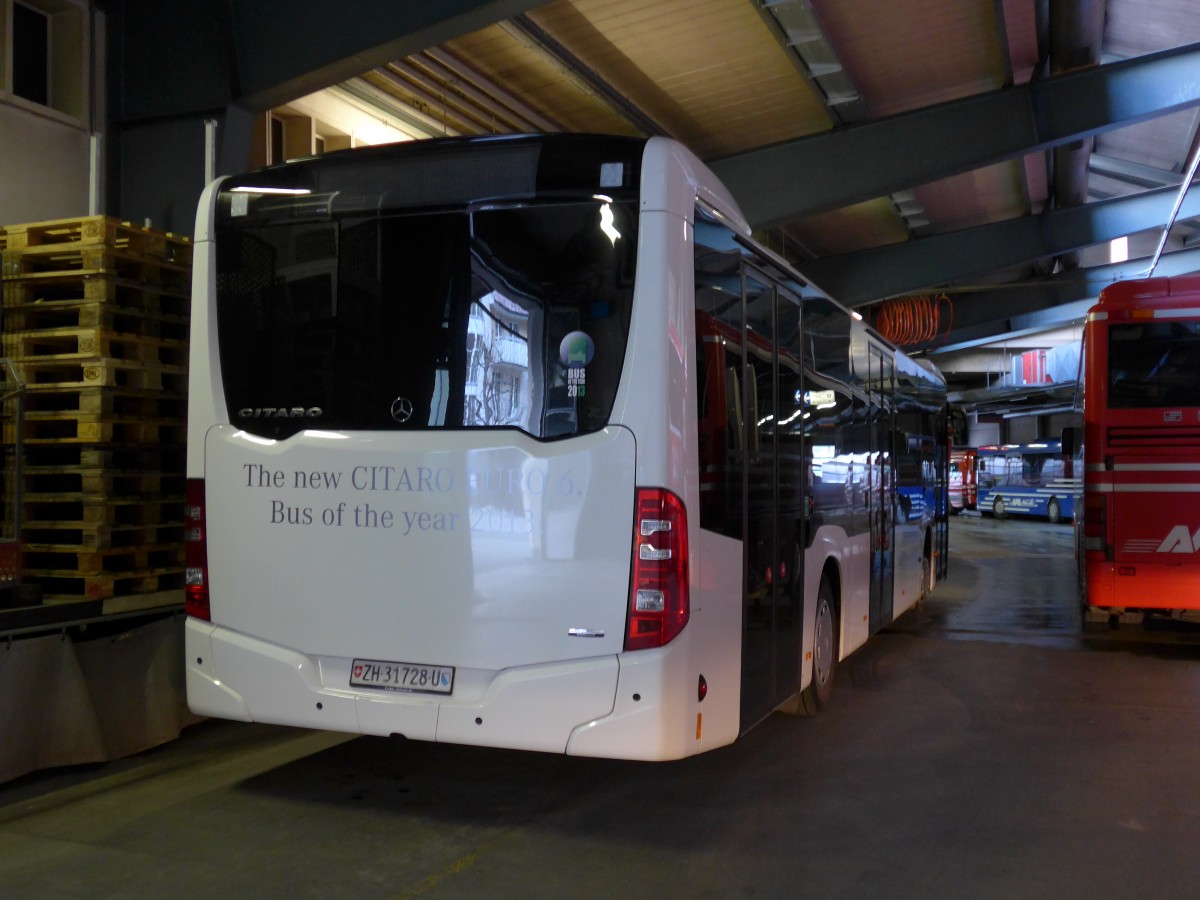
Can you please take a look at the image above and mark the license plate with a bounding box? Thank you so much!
[350,658,454,695]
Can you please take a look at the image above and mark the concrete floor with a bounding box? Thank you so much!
[3,515,1200,899]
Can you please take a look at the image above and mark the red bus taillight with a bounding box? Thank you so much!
[1083,493,1109,560]
[185,479,211,620]
[625,488,690,651]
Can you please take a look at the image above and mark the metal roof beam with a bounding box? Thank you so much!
[1089,153,1184,190]
[802,184,1200,304]
[928,247,1200,351]
[710,42,1200,227]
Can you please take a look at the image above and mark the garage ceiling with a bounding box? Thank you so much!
[264,1,1200,401]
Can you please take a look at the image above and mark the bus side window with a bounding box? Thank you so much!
[976,457,994,489]
[1022,455,1045,486]
[725,366,743,451]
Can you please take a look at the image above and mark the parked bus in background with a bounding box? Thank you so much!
[976,441,1079,523]
[184,134,949,761]
[1071,274,1200,624]
[949,447,977,513]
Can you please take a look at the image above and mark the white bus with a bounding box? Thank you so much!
[185,135,948,761]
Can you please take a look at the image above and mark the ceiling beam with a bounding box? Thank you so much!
[710,42,1200,228]
[801,183,1200,303]
[928,247,1200,351]
[229,0,545,112]
[1089,153,1184,191]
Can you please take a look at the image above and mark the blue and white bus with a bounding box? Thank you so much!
[976,441,1080,524]
[184,134,948,760]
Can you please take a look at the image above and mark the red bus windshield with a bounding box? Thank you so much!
[1107,320,1200,409]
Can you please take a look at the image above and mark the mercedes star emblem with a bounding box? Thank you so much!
[390,396,414,423]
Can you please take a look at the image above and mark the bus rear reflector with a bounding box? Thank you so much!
[626,488,689,651]
[185,479,211,620]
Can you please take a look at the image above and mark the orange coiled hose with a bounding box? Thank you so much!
[874,293,953,347]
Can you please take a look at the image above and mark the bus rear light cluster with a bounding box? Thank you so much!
[185,479,212,621]
[626,488,689,651]
[1083,493,1109,560]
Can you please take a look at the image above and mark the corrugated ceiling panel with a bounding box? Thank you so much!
[1094,0,1200,197]
[528,0,833,157]
[809,0,1007,116]
[784,198,911,258]
[1098,111,1200,178]
[914,162,1028,231]
[1104,0,1200,55]
[444,25,639,135]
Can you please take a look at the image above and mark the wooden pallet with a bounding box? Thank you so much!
[3,326,188,367]
[23,543,184,576]
[1,271,189,313]
[22,497,183,529]
[14,357,187,391]
[1,215,191,264]
[29,568,185,601]
[1,295,189,340]
[19,443,185,472]
[2,326,188,368]
[20,521,184,553]
[2,248,191,292]
[21,385,186,420]
[22,466,184,498]
[1,217,192,605]
[11,415,187,445]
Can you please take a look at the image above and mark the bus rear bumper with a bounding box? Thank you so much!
[1083,560,1200,616]
[184,618,717,759]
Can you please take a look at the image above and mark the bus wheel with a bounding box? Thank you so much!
[800,578,837,716]
[992,496,1007,519]
[1046,498,1061,524]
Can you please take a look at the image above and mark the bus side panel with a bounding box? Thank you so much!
[690,530,742,749]
[805,527,872,666]
[891,518,926,618]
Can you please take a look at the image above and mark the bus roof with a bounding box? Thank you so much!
[977,441,1063,455]
[1094,274,1200,312]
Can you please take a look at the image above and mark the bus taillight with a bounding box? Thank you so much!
[185,479,211,620]
[625,488,690,651]
[1083,493,1109,560]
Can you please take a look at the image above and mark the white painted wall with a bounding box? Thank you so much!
[0,102,91,224]
[285,87,420,148]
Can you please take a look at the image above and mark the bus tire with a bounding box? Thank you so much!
[992,496,1006,519]
[1046,497,1061,524]
[799,578,837,716]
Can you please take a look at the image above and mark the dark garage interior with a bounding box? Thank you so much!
[2,2,1200,897]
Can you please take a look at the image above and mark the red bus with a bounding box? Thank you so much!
[949,447,977,513]
[1073,274,1200,624]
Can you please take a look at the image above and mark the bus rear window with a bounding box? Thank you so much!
[1107,321,1200,409]
[215,200,637,439]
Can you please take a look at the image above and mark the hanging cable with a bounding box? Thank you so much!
[873,293,954,348]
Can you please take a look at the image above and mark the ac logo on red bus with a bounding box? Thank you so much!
[1157,525,1200,553]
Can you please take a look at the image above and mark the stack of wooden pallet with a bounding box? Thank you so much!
[0,215,191,602]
